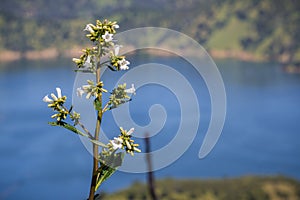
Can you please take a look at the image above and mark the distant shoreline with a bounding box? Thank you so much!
[0,48,83,63]
[0,48,289,64]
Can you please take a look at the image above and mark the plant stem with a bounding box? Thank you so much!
[89,111,102,200]
[88,47,102,200]
[145,133,158,200]
[77,121,94,139]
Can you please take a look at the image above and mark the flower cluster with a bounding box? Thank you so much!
[72,20,130,72]
[84,19,119,43]
[72,48,95,69]
[107,83,136,110]
[109,45,130,70]
[43,88,68,121]
[108,127,141,156]
[43,88,80,123]
[70,111,81,126]
[44,19,140,199]
[77,80,107,99]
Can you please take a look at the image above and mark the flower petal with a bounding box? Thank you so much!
[118,58,130,70]
[102,31,113,42]
[76,87,84,97]
[114,45,120,56]
[110,137,123,150]
[83,24,94,33]
[56,87,62,98]
[127,128,134,136]
[86,92,92,99]
[120,65,129,70]
[43,95,53,103]
[50,93,58,101]
[125,84,136,94]
[82,85,91,90]
[113,24,119,29]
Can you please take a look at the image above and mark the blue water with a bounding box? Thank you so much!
[0,56,300,199]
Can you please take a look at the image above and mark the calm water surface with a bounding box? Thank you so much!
[0,56,299,199]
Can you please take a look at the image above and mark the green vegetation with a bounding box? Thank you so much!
[100,176,300,200]
[0,0,299,63]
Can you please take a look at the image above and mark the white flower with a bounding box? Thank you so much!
[126,128,134,136]
[112,24,119,29]
[110,137,123,150]
[102,31,113,42]
[72,58,81,63]
[56,87,62,98]
[43,87,63,103]
[83,24,94,33]
[125,84,136,95]
[83,55,92,69]
[82,85,91,90]
[118,58,130,70]
[76,84,96,99]
[50,93,58,101]
[114,45,122,56]
[83,85,93,99]
[43,95,53,103]
[76,87,85,97]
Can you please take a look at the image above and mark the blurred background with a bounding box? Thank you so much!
[0,0,300,199]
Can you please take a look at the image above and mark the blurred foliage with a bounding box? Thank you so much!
[0,0,299,62]
[99,176,300,200]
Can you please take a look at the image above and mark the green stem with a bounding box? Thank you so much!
[102,102,109,113]
[77,121,94,139]
[89,45,103,200]
[63,105,94,139]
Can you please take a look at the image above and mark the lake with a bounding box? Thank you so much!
[0,55,300,199]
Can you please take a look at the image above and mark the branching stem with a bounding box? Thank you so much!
[88,45,103,200]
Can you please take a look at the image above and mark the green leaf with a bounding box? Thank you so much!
[95,152,124,190]
[90,139,108,148]
[94,98,102,111]
[48,121,108,148]
[95,166,116,191]
[48,121,88,137]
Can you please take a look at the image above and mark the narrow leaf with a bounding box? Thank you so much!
[90,139,108,148]
[48,121,88,137]
[49,121,109,148]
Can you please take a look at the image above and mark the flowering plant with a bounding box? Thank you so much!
[43,19,140,200]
